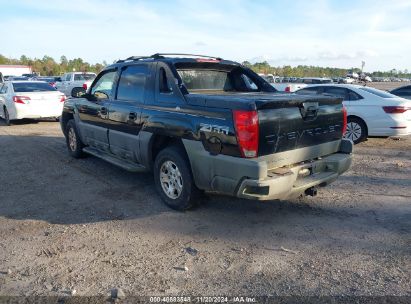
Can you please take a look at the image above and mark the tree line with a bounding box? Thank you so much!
[243,61,411,78]
[0,54,409,78]
[0,54,106,76]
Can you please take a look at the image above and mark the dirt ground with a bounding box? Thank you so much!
[0,120,410,299]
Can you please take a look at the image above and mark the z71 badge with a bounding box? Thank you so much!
[199,123,229,135]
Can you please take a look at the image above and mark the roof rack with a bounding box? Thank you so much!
[151,53,223,60]
[116,53,223,63]
[116,56,153,63]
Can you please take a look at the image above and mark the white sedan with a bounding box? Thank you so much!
[296,84,411,143]
[0,81,66,125]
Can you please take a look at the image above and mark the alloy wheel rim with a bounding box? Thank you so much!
[68,128,77,151]
[160,160,183,199]
[345,122,362,142]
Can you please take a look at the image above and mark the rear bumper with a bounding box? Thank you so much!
[15,104,63,119]
[236,152,351,200]
[183,139,353,201]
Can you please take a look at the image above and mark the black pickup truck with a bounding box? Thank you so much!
[61,53,352,210]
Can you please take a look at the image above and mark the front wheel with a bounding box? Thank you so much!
[154,146,200,211]
[344,117,367,144]
[65,120,85,158]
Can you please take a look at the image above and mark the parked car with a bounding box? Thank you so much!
[271,82,307,92]
[271,77,332,92]
[36,76,59,88]
[61,53,352,210]
[296,84,411,143]
[301,77,332,84]
[341,77,355,84]
[0,81,66,125]
[55,72,96,97]
[390,85,411,100]
[7,76,29,81]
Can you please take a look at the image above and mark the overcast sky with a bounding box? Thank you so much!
[1,0,410,72]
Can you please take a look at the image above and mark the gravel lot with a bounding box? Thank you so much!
[0,119,410,299]
[366,81,409,91]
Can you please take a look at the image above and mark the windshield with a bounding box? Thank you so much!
[13,82,56,92]
[359,87,397,98]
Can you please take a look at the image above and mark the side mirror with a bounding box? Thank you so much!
[71,87,86,98]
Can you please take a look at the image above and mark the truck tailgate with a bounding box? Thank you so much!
[256,95,344,156]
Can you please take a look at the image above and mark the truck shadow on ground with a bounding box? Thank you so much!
[0,133,409,253]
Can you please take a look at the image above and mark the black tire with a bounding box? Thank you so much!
[154,145,200,211]
[2,107,10,126]
[344,117,367,144]
[65,120,85,158]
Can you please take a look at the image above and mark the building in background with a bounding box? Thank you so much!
[0,65,32,77]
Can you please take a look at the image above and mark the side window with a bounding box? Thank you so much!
[324,87,348,100]
[347,89,363,101]
[393,87,411,97]
[116,65,147,102]
[159,67,172,94]
[90,70,117,99]
[65,74,71,81]
[74,74,82,81]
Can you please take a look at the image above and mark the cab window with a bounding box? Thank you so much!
[116,65,147,103]
[159,67,172,94]
[90,70,117,100]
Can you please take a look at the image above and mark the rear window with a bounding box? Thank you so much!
[178,70,228,90]
[12,82,56,92]
[359,87,397,98]
[74,73,96,81]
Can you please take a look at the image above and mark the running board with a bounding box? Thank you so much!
[83,147,147,172]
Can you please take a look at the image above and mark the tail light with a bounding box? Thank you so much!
[13,96,30,104]
[342,106,347,135]
[60,95,66,102]
[82,83,88,90]
[383,106,411,114]
[285,86,291,92]
[233,110,259,158]
[50,82,56,87]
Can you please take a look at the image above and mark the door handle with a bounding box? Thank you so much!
[100,107,108,116]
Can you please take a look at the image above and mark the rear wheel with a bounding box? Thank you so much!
[154,145,200,211]
[65,120,85,158]
[344,117,367,144]
[2,107,10,126]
